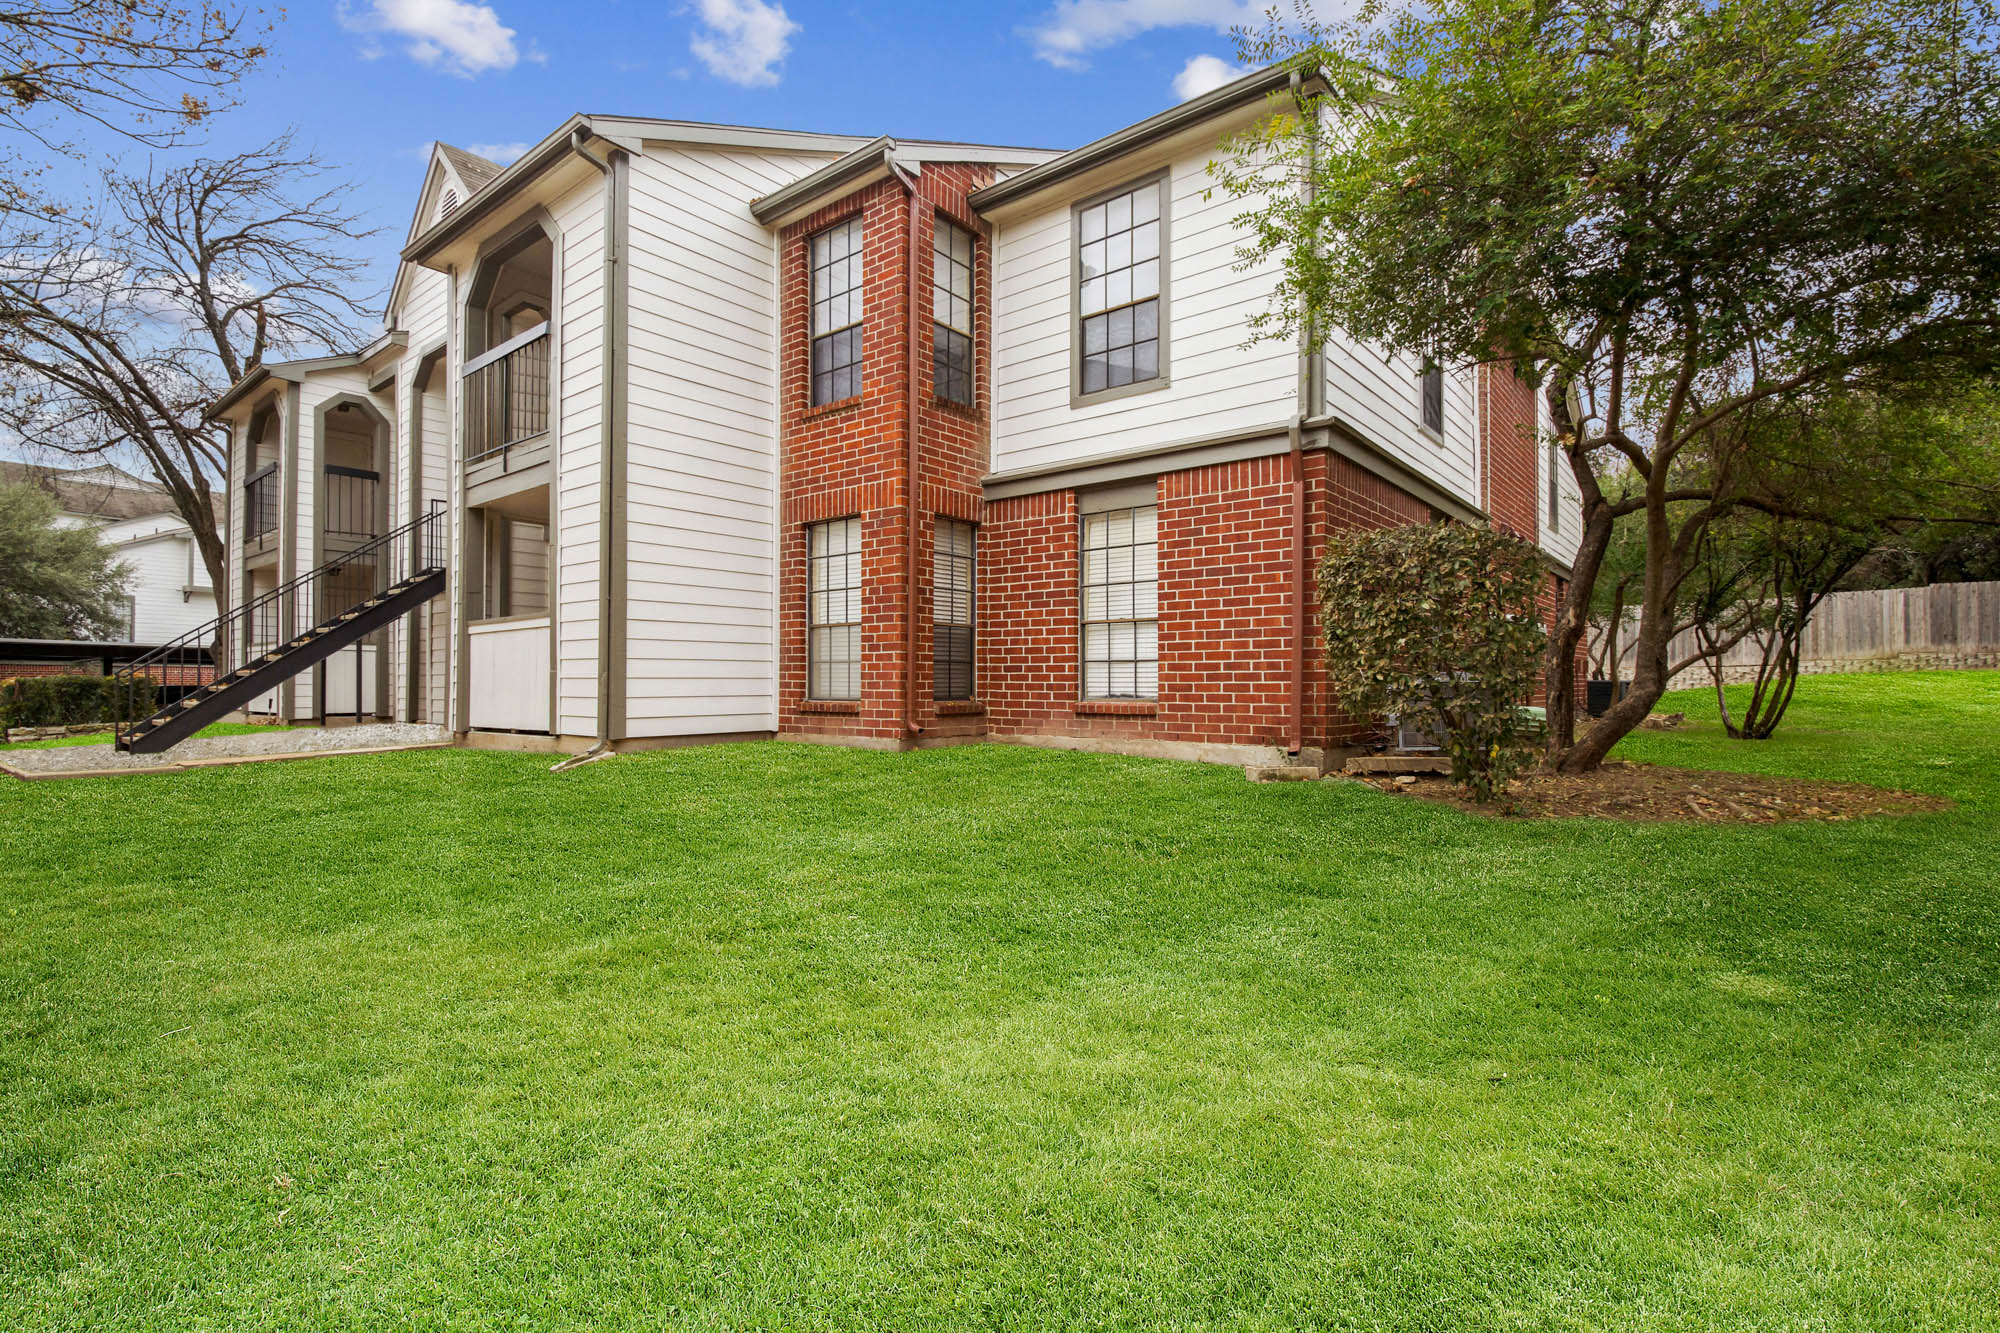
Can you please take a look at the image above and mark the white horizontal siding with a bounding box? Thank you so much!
[1321,338,1480,511]
[990,144,1298,476]
[617,143,837,738]
[551,179,606,736]
[1537,389,1584,568]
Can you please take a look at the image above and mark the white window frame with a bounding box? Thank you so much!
[1079,501,1159,700]
[807,517,862,700]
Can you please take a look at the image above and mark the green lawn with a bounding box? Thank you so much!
[1,672,1995,1330]
[0,721,293,751]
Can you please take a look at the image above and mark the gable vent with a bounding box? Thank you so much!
[439,188,460,220]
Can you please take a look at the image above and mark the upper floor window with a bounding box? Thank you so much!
[1420,361,1444,435]
[1547,440,1562,534]
[933,218,975,406]
[1076,176,1165,401]
[810,217,863,406]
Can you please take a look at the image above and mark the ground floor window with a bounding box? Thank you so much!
[1080,503,1158,699]
[808,517,862,700]
[933,518,975,700]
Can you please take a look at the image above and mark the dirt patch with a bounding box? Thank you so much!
[1358,762,1950,823]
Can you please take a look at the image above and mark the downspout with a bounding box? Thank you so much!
[1287,68,1317,758]
[571,124,627,761]
[888,151,925,743]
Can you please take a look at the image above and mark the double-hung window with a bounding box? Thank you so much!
[1077,177,1164,399]
[1080,504,1158,699]
[933,219,974,406]
[810,217,863,406]
[808,517,862,699]
[1420,361,1444,435]
[1547,440,1562,534]
[933,519,975,700]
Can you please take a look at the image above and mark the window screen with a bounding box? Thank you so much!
[933,219,974,405]
[1547,440,1562,534]
[808,517,862,699]
[1080,504,1158,699]
[933,518,975,700]
[811,217,863,405]
[1078,180,1162,396]
[1421,361,1444,434]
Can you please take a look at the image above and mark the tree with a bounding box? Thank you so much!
[0,0,268,210]
[0,135,379,606]
[1318,522,1547,801]
[0,481,129,638]
[1683,386,2000,736]
[1217,0,2000,772]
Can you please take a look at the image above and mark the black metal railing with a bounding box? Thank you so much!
[463,322,550,461]
[322,465,380,543]
[244,464,278,546]
[114,501,447,748]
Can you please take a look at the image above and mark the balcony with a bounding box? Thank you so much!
[462,321,550,463]
[243,463,278,549]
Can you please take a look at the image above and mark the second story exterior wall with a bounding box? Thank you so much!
[988,127,1298,479]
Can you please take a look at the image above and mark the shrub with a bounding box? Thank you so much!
[1318,523,1548,801]
[0,674,159,729]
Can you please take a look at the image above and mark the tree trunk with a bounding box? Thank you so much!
[1541,492,1614,764]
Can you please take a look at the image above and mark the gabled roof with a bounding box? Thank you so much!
[437,142,504,193]
[748,136,1061,227]
[968,64,1322,214]
[0,460,205,524]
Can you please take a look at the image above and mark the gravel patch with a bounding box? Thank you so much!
[1,723,451,776]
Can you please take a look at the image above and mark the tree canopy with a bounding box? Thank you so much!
[1219,0,2000,769]
[0,482,129,639]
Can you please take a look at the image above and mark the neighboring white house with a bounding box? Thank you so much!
[1,461,217,643]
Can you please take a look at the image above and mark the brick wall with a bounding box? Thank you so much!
[775,165,994,745]
[1479,361,1541,541]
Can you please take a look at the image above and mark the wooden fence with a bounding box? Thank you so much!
[1595,580,2000,684]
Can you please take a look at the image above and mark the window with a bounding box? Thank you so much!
[810,217,863,405]
[808,517,862,699]
[1077,178,1164,398]
[933,519,975,700]
[1080,504,1158,699]
[933,219,975,405]
[1420,361,1444,435]
[1547,440,1562,534]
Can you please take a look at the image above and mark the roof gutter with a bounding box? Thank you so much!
[404,117,589,266]
[750,136,896,225]
[967,65,1321,215]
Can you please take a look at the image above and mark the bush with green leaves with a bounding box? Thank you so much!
[1318,523,1548,801]
[0,675,159,730]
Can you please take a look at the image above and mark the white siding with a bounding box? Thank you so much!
[990,145,1298,477]
[102,526,216,642]
[550,179,605,737]
[1537,390,1584,569]
[618,144,838,738]
[1321,339,1480,512]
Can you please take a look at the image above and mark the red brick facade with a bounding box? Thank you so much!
[773,166,1575,761]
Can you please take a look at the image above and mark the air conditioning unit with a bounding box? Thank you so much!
[1386,714,1441,752]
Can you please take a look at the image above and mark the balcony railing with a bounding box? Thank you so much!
[462,321,550,461]
[322,464,380,544]
[243,463,278,546]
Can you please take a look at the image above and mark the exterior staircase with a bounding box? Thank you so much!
[114,503,447,755]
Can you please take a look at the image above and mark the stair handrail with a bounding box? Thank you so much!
[113,500,446,748]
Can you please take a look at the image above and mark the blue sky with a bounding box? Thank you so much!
[61,1,1295,312]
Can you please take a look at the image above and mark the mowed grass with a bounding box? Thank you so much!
[0,722,292,752]
[0,672,1995,1330]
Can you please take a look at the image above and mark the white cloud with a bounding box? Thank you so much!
[1172,52,1238,100]
[1025,0,1254,70]
[339,0,520,78]
[689,0,798,87]
[468,141,532,165]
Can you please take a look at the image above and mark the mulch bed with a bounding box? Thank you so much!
[1358,762,1951,823]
